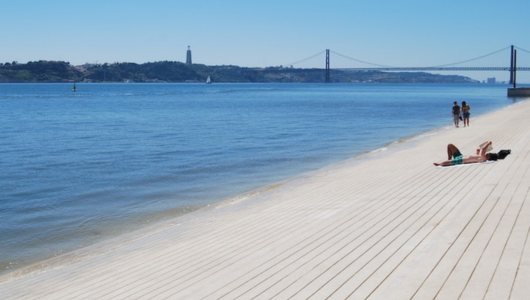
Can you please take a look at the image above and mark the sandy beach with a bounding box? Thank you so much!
[1,98,529,299]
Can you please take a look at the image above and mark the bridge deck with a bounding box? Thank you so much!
[337,67,530,71]
[1,100,529,299]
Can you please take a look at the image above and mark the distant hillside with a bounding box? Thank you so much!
[0,61,83,82]
[0,60,478,83]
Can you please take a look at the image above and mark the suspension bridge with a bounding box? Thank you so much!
[286,45,530,84]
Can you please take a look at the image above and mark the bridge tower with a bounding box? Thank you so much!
[513,49,518,88]
[325,49,330,83]
[510,45,514,85]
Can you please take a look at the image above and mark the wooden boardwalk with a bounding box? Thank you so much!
[1,100,529,299]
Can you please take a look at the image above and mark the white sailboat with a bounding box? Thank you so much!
[206,76,211,84]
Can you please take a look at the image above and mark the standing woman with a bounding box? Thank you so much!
[461,101,470,127]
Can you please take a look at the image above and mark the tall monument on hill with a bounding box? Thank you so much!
[186,46,192,65]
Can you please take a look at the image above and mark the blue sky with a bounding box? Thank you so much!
[2,0,530,82]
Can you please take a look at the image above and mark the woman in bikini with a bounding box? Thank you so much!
[461,101,471,127]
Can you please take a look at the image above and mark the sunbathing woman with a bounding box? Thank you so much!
[433,141,497,166]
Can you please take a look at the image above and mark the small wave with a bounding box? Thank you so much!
[214,183,284,209]
[367,147,387,154]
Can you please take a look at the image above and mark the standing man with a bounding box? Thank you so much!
[452,101,461,128]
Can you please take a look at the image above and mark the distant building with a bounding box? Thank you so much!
[487,77,496,84]
[186,46,192,65]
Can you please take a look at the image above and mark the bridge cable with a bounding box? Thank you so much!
[429,46,511,67]
[332,46,511,68]
[330,50,392,68]
[284,50,327,67]
[514,46,530,54]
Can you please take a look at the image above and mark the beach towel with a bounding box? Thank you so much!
[436,160,495,168]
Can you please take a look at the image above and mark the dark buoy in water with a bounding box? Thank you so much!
[72,82,77,92]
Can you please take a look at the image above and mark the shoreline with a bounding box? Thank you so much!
[2,98,526,283]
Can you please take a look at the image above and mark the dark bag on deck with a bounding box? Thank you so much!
[497,149,511,160]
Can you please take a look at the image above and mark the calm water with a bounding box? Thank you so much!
[0,83,522,275]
